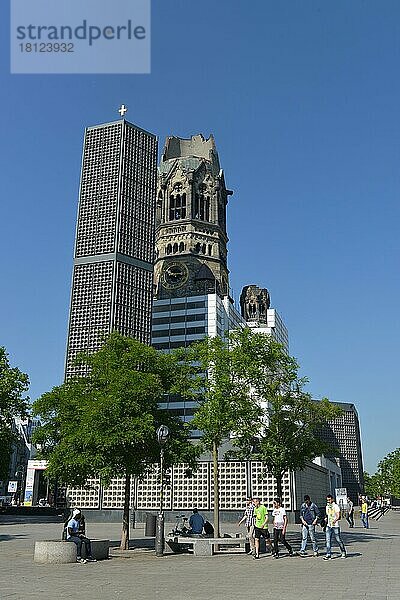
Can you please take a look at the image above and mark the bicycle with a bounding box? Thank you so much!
[168,514,191,537]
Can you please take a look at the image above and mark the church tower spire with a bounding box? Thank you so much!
[154,134,233,299]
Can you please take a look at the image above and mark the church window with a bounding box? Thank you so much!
[193,192,210,222]
[169,195,175,221]
[169,192,186,220]
[193,194,199,219]
[206,197,210,221]
[199,195,205,220]
[156,191,163,225]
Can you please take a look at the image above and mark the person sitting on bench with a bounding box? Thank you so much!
[66,508,97,563]
[189,508,205,535]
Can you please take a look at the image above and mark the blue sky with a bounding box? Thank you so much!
[1,1,399,473]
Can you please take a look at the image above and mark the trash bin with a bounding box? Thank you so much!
[145,513,157,537]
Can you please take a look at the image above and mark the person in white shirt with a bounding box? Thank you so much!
[323,495,347,560]
[272,498,293,558]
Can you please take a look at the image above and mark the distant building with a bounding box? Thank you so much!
[240,284,289,351]
[65,117,157,379]
[0,417,40,503]
[318,401,364,502]
[153,293,245,424]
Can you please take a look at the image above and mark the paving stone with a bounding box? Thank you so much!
[0,512,399,599]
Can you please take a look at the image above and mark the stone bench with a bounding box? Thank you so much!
[167,536,247,557]
[34,539,109,564]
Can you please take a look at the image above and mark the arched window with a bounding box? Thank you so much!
[179,242,185,252]
[202,244,206,254]
[181,193,187,218]
[156,191,163,225]
[166,244,172,255]
[169,192,187,221]
[199,195,205,220]
[169,195,175,221]
[208,245,212,256]
[193,194,199,219]
[173,243,178,253]
[193,192,210,222]
[194,242,201,253]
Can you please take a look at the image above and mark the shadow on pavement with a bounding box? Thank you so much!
[0,515,64,525]
[0,533,27,542]
[109,537,155,549]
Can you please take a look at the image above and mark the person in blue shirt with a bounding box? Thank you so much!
[66,508,97,563]
[299,495,320,556]
[189,508,205,535]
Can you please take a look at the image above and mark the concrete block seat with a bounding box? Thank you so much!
[34,539,110,564]
[167,536,247,557]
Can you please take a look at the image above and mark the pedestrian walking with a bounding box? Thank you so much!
[361,498,369,529]
[252,497,272,559]
[299,494,319,556]
[323,494,346,560]
[345,497,354,528]
[238,497,256,556]
[272,498,294,559]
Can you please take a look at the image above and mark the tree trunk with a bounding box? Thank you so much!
[120,473,131,550]
[212,440,220,538]
[276,473,283,502]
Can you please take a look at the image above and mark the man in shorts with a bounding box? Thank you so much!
[253,497,272,559]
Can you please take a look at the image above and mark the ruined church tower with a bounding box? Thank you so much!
[154,134,232,299]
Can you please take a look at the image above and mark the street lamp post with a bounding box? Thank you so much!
[155,424,169,557]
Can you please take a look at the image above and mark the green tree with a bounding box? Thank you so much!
[226,329,342,500]
[0,347,29,479]
[179,334,260,537]
[378,449,400,498]
[363,471,387,499]
[32,332,198,549]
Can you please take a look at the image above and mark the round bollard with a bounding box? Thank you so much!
[34,541,77,564]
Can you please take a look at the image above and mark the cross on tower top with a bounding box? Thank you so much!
[118,104,128,117]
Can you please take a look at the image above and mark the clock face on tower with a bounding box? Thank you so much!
[161,262,189,290]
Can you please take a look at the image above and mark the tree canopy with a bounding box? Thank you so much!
[177,333,259,535]
[228,329,342,498]
[0,347,29,479]
[181,328,341,508]
[32,332,198,548]
[365,448,400,499]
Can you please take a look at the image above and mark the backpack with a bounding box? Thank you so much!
[203,520,214,535]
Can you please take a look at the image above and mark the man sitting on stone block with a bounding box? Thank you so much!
[189,508,205,535]
[66,508,97,563]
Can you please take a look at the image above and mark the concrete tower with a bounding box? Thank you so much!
[65,117,158,378]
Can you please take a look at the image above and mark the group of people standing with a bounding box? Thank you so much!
[239,494,348,560]
[238,496,294,559]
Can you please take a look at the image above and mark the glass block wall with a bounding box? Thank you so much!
[62,462,293,511]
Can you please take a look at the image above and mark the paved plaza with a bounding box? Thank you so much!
[1,511,399,600]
